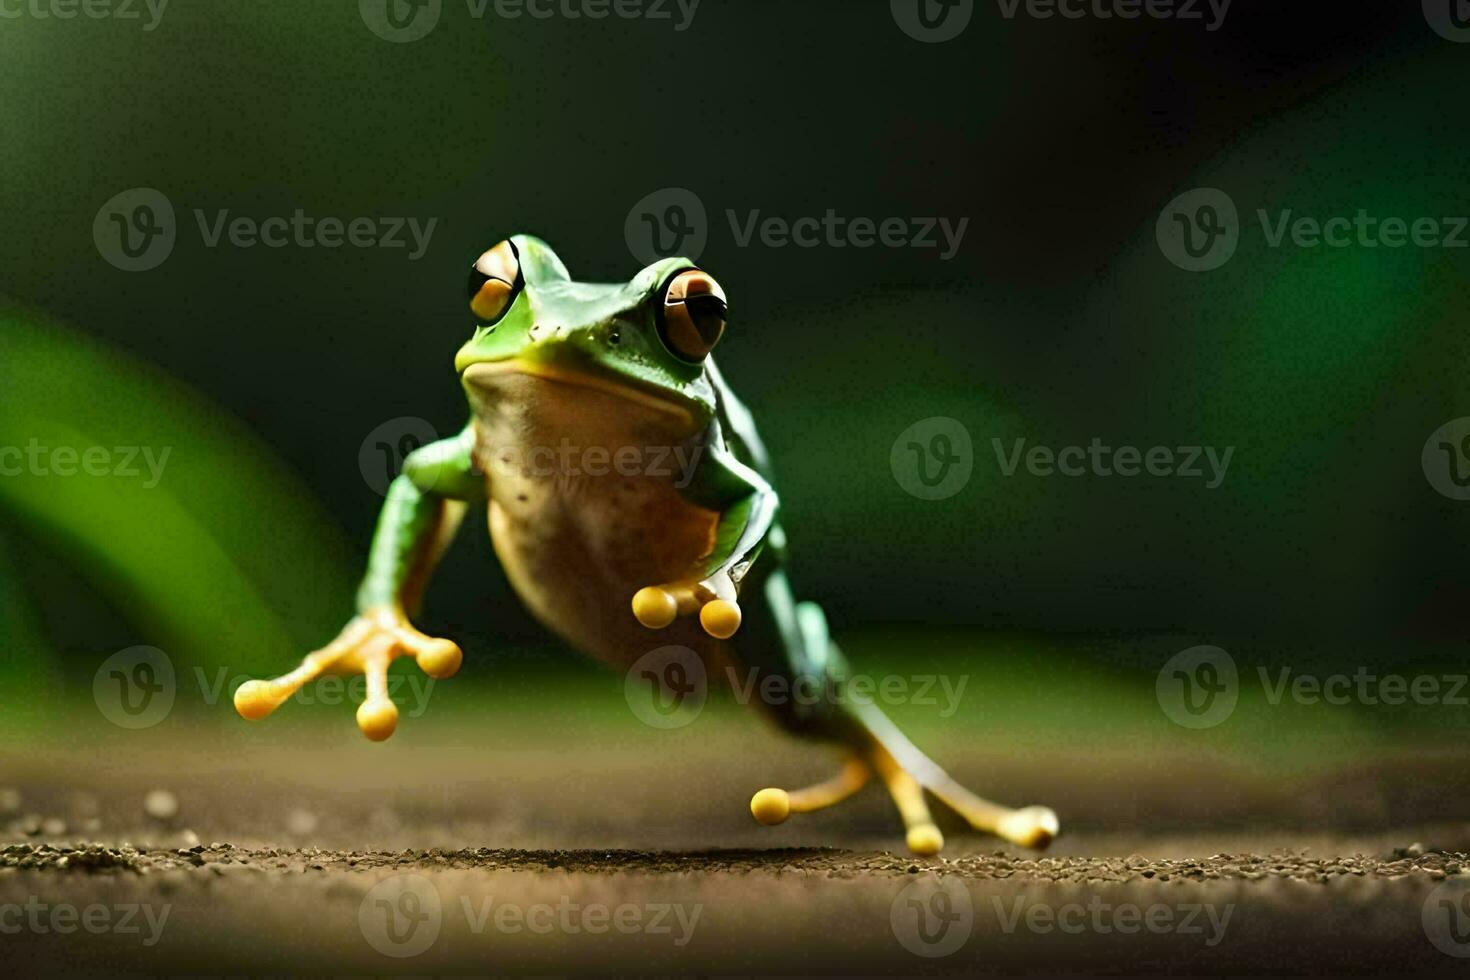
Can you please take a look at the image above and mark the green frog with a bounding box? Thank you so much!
[233,235,1058,855]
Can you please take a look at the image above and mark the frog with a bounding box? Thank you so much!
[232,235,1059,855]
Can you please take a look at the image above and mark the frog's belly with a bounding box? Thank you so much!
[467,369,726,667]
[486,475,723,665]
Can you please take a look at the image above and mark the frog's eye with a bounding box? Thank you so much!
[467,239,522,324]
[658,270,727,362]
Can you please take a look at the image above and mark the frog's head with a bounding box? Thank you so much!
[454,235,726,434]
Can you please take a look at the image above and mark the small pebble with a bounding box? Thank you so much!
[0,788,20,815]
[41,817,67,836]
[144,789,179,821]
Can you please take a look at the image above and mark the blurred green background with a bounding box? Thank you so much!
[2,1,1468,735]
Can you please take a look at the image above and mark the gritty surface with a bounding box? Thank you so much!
[3,840,1466,883]
[4,716,1470,975]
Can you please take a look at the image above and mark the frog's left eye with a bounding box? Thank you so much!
[467,239,522,324]
[658,270,727,362]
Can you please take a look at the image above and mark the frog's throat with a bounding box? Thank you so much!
[461,359,695,426]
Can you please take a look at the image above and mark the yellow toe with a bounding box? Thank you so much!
[906,824,944,856]
[233,680,279,721]
[700,599,742,639]
[356,698,399,742]
[750,788,791,825]
[632,587,677,629]
[417,639,463,679]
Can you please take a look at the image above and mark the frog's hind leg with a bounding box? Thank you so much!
[750,752,871,826]
[750,596,1058,855]
[851,696,1060,851]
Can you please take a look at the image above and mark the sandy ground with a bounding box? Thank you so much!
[4,711,1470,976]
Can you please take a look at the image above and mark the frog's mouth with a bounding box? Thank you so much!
[462,359,696,427]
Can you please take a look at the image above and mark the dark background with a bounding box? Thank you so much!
[3,1,1468,679]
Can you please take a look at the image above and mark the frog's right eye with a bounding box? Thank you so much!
[467,240,522,324]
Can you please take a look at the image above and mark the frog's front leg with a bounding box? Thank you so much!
[234,427,483,740]
[630,430,775,640]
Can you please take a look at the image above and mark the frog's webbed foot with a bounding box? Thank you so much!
[232,608,462,741]
[749,742,1059,857]
[630,573,742,639]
